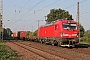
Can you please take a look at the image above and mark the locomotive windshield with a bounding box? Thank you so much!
[62,23,77,30]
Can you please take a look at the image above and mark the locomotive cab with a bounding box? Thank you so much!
[58,20,79,47]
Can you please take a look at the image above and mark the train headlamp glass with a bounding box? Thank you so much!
[63,33,68,36]
[60,33,68,37]
[72,34,77,36]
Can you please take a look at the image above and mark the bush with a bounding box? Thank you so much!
[0,42,18,60]
[80,37,90,44]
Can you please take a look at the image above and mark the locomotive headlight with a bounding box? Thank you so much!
[72,34,77,36]
[63,33,68,36]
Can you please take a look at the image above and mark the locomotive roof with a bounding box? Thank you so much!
[40,22,54,27]
[40,19,76,27]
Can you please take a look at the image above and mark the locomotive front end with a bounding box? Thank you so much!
[60,20,79,47]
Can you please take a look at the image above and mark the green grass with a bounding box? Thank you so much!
[80,41,90,44]
[0,42,18,60]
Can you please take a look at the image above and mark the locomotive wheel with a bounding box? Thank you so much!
[40,39,44,44]
[52,40,58,46]
[41,41,43,44]
[40,40,43,44]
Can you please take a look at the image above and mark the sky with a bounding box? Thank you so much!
[1,0,90,32]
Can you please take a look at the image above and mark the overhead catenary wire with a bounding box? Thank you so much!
[17,0,31,23]
[23,0,88,30]
[25,0,88,19]
[17,0,44,21]
[26,0,62,18]
[18,0,31,15]
[15,0,62,22]
[48,0,88,20]
[73,10,90,18]
[6,0,89,32]
[9,0,88,26]
[8,0,43,25]
[9,0,88,24]
[5,0,31,23]
[5,0,21,8]
[80,11,90,17]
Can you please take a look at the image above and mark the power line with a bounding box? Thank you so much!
[6,0,88,31]
[16,0,31,23]
[10,0,62,30]
[71,0,89,18]
[80,11,90,17]
[10,0,88,23]
[73,10,90,18]
[19,0,31,13]
[9,0,43,24]
[11,0,87,24]
[18,0,43,20]
[10,0,62,23]
[38,0,61,11]
[5,0,20,8]
[32,0,88,19]
[80,0,87,3]
[23,0,62,19]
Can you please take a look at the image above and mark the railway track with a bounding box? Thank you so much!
[18,40,90,55]
[11,41,74,60]
[5,41,70,60]
[19,41,90,60]
[5,41,48,60]
[68,47,90,55]
[4,40,90,60]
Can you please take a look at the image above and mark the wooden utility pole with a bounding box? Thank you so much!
[32,26,33,38]
[38,20,40,30]
[45,16,47,23]
[76,2,80,43]
[38,20,40,39]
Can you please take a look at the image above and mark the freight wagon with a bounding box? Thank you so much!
[38,19,79,47]
[17,31,26,40]
[14,31,36,41]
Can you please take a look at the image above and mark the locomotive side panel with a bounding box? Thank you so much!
[38,25,55,38]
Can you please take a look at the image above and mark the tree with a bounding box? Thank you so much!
[33,30,38,37]
[79,24,85,37]
[46,8,73,23]
[81,30,90,43]
[26,30,38,38]
[3,28,13,39]
[26,31,33,38]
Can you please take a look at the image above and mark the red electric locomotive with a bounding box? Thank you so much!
[38,19,79,47]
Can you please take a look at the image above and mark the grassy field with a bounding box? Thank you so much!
[80,41,90,44]
[0,42,18,60]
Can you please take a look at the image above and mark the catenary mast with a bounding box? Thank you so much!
[0,0,3,41]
